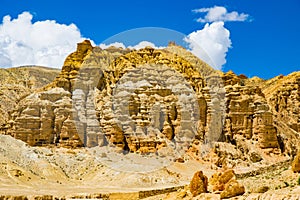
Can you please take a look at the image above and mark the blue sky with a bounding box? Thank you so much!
[0,0,299,79]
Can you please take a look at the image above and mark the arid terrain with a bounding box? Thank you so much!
[0,40,299,200]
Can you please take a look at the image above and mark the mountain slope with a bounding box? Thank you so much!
[0,66,60,126]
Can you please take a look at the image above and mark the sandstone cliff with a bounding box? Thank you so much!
[263,72,300,157]
[0,66,59,129]
[0,40,299,199]
[1,40,299,163]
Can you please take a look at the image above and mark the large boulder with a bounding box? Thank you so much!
[209,169,245,199]
[189,171,208,197]
[292,151,300,173]
[220,179,245,199]
[209,169,236,191]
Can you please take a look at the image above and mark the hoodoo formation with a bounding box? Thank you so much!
[1,41,285,152]
[0,40,299,199]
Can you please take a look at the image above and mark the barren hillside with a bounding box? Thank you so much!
[0,66,60,126]
[0,41,299,200]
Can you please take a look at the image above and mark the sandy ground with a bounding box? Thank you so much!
[1,134,299,199]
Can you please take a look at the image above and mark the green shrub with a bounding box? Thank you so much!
[297,176,300,185]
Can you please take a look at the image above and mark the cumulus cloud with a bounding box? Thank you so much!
[184,21,232,69]
[128,41,157,49]
[99,41,164,50]
[193,6,249,23]
[99,31,231,70]
[184,6,250,69]
[99,6,247,70]
[99,42,126,49]
[0,12,91,68]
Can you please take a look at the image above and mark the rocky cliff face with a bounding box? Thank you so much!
[0,66,59,131]
[1,41,213,150]
[2,41,96,147]
[263,72,300,133]
[262,72,300,157]
[1,40,299,161]
[222,72,279,149]
[1,41,131,148]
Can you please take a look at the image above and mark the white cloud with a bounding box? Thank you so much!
[0,11,233,71]
[184,21,232,70]
[99,42,126,49]
[193,6,249,23]
[128,41,164,49]
[0,12,91,68]
[99,41,164,50]
[99,32,230,70]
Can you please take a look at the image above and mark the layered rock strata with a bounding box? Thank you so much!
[1,41,289,155]
[223,81,279,149]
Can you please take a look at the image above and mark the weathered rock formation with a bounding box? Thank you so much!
[264,73,300,134]
[1,41,95,147]
[220,179,245,199]
[2,41,223,152]
[0,66,59,132]
[292,151,300,173]
[209,169,245,199]
[263,72,300,157]
[1,40,298,160]
[222,76,279,149]
[189,171,208,197]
